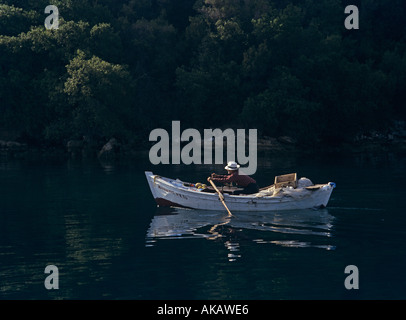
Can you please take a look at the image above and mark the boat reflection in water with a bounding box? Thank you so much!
[145,208,336,261]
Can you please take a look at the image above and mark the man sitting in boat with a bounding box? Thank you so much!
[207,161,259,195]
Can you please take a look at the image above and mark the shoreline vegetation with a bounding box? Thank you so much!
[1,1,406,158]
[1,124,405,161]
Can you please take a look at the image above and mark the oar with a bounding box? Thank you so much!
[207,177,233,217]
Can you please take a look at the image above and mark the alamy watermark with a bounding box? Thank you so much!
[44,5,59,30]
[149,121,258,175]
[344,265,359,290]
[344,5,359,30]
[44,265,59,290]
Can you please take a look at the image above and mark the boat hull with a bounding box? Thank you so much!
[145,171,335,212]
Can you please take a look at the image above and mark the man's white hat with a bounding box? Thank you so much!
[225,161,240,171]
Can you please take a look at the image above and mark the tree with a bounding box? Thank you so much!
[0,4,40,36]
[241,67,322,142]
[0,0,405,148]
[46,50,137,140]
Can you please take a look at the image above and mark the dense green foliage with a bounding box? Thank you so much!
[0,0,405,146]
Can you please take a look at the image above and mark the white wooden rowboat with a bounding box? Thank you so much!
[145,171,336,212]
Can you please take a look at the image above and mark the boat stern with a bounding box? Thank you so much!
[318,182,336,208]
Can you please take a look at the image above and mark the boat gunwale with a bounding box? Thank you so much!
[149,173,275,200]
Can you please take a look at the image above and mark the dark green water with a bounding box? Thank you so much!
[0,151,405,300]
